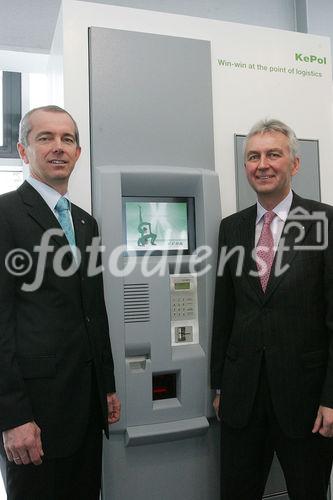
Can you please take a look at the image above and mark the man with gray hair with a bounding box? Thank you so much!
[0,105,120,499]
[211,119,333,499]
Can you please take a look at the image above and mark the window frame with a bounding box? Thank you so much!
[0,71,21,159]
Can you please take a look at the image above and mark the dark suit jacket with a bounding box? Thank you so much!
[0,181,116,458]
[211,193,333,438]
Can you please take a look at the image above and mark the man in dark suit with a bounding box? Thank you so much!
[0,105,121,499]
[211,119,333,499]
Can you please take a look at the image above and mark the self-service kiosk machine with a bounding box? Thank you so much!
[92,165,221,500]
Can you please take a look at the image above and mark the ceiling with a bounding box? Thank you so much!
[1,0,301,54]
[1,0,62,53]
[1,0,190,53]
[0,0,141,53]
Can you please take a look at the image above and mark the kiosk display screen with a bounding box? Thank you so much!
[123,197,195,255]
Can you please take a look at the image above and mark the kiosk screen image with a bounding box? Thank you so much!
[123,197,195,254]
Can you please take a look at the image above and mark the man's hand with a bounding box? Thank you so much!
[2,421,44,465]
[107,393,121,424]
[312,405,333,437]
[213,394,221,421]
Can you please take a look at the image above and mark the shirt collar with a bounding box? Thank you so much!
[256,190,293,224]
[27,176,71,212]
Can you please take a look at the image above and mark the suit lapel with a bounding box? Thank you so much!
[71,205,89,272]
[18,181,87,271]
[238,193,316,302]
[238,205,264,301]
[263,193,315,300]
[18,181,68,251]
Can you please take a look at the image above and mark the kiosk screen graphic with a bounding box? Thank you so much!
[123,197,195,254]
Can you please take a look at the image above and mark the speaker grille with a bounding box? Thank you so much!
[124,283,150,323]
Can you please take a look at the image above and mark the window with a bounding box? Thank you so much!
[0,169,23,194]
[0,71,21,158]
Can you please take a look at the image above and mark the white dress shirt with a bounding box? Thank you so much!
[255,190,293,252]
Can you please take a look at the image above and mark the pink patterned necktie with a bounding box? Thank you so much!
[256,211,276,292]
